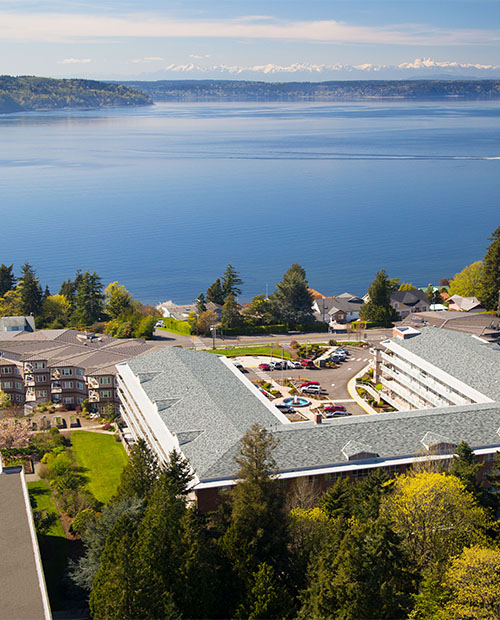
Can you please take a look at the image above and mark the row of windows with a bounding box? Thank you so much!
[2,381,23,390]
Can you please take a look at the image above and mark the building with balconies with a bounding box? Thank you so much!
[378,327,498,412]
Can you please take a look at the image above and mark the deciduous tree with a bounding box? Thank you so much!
[104,281,133,318]
[449,261,484,298]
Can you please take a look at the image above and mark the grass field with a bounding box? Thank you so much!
[70,431,128,504]
[207,345,292,358]
[28,480,68,609]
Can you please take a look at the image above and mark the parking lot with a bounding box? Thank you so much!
[233,345,373,417]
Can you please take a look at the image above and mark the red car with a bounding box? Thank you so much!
[258,363,271,371]
[300,381,320,387]
[324,404,346,413]
[300,359,316,368]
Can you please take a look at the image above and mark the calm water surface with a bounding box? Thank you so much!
[1,101,499,303]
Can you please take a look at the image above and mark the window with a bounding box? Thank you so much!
[62,368,72,376]
[63,396,74,405]
[77,397,83,404]
[62,381,73,389]
[76,382,84,390]
[36,390,47,397]
[99,376,111,385]
[2,381,12,389]
[35,375,47,382]
[15,382,23,390]
[76,368,84,376]
[100,390,112,399]
[15,367,21,375]
[15,393,23,401]
[33,362,45,369]
[1,366,11,374]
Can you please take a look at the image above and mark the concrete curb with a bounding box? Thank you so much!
[347,363,378,415]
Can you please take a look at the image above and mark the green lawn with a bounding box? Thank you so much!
[207,345,292,359]
[70,431,128,504]
[28,480,68,609]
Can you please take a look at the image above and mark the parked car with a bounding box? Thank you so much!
[300,384,321,394]
[287,360,302,369]
[324,409,352,418]
[271,361,286,370]
[337,348,349,355]
[258,363,271,371]
[233,362,244,372]
[324,404,346,413]
[155,321,164,328]
[275,403,295,413]
[300,381,320,387]
[300,359,316,369]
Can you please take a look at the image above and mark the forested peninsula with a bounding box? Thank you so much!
[121,78,500,101]
[0,76,151,113]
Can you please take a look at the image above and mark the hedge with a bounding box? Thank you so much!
[221,321,329,336]
[160,317,192,336]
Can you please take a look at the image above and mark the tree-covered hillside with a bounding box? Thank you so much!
[120,78,500,101]
[0,76,152,113]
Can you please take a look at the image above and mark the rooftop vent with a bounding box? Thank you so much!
[421,431,457,454]
[341,440,379,462]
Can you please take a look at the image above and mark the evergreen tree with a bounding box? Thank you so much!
[18,262,43,316]
[206,278,225,305]
[271,263,314,329]
[113,438,161,502]
[221,425,289,585]
[59,269,83,310]
[0,264,16,297]
[479,225,500,311]
[164,449,194,496]
[449,441,483,501]
[132,472,186,618]
[220,292,242,328]
[221,263,243,300]
[104,281,133,319]
[360,269,399,327]
[71,270,104,326]
[319,477,353,520]
[235,562,295,620]
[89,513,139,620]
[196,292,207,315]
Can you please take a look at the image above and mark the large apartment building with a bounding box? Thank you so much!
[378,326,498,412]
[0,329,161,412]
[117,334,500,512]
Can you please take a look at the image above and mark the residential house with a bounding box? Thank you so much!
[312,293,364,324]
[447,295,485,313]
[390,289,429,319]
[0,316,35,333]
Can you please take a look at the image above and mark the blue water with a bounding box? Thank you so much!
[1,100,499,304]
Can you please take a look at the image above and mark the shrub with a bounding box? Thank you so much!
[162,317,191,336]
[70,508,99,537]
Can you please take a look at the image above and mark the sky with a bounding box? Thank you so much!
[2,0,500,80]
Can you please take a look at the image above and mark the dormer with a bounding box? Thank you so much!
[421,431,457,455]
[341,440,379,462]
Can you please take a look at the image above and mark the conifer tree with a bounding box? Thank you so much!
[449,441,483,501]
[221,425,289,584]
[206,277,225,305]
[235,563,295,620]
[222,263,243,299]
[164,449,193,496]
[196,292,207,315]
[71,270,104,326]
[18,262,43,316]
[479,225,500,311]
[220,292,242,328]
[89,513,139,619]
[113,438,161,502]
[0,264,16,297]
[360,269,399,327]
[271,263,314,329]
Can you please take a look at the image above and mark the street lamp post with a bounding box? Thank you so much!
[210,325,216,350]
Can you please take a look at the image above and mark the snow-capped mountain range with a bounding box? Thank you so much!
[131,58,500,81]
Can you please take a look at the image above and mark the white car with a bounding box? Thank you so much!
[287,360,302,369]
[155,321,164,328]
[300,384,322,394]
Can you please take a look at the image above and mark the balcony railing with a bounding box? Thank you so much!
[89,390,100,402]
[87,377,99,389]
[51,369,60,380]
[51,383,62,393]
[381,365,451,408]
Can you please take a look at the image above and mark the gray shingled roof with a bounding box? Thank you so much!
[203,403,500,481]
[126,348,282,480]
[390,327,500,400]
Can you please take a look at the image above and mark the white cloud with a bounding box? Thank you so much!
[57,57,91,64]
[0,11,499,46]
[189,54,210,59]
[131,56,164,63]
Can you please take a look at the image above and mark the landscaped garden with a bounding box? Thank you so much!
[207,345,292,359]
